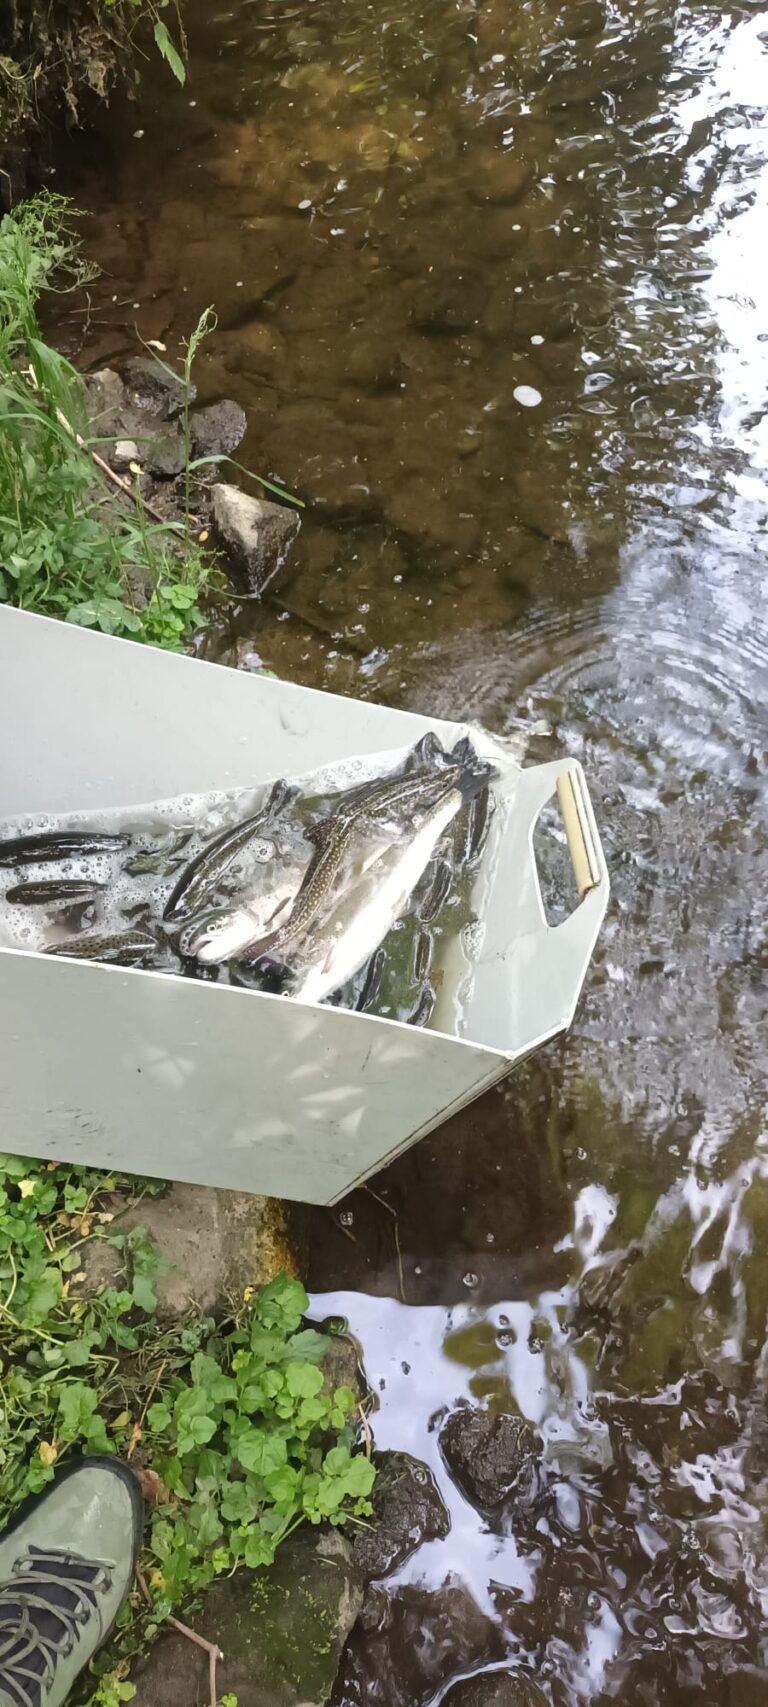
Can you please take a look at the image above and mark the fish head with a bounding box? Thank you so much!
[179,906,256,963]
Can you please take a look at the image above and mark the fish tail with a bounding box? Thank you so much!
[408,732,448,770]
[454,756,498,806]
[265,777,300,820]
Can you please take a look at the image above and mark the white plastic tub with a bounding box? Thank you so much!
[0,608,609,1204]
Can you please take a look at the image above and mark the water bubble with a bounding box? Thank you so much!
[339,1210,354,1227]
[462,1271,479,1288]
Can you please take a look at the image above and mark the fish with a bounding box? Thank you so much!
[406,986,436,1028]
[186,759,453,965]
[123,830,194,877]
[178,875,300,963]
[354,946,386,1012]
[420,856,453,925]
[163,779,296,921]
[414,929,432,982]
[238,751,492,966]
[0,831,128,869]
[43,928,158,967]
[5,880,106,906]
[286,775,489,1006]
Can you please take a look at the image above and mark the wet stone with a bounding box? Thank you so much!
[226,320,287,383]
[190,399,248,460]
[122,354,193,418]
[352,1450,450,1581]
[441,1675,549,1707]
[334,1580,505,1707]
[212,482,301,594]
[411,272,488,336]
[469,151,535,206]
[439,1406,542,1512]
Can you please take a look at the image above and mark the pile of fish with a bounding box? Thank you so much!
[0,734,498,1025]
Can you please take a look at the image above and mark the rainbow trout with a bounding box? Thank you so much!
[287,776,484,1005]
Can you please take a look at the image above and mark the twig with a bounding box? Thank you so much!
[79,435,170,528]
[127,1358,167,1459]
[136,1568,223,1707]
[358,1401,373,1460]
[364,1186,406,1303]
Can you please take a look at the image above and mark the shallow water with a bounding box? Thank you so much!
[52,0,768,1698]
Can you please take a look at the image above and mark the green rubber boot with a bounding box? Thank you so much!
[0,1457,143,1707]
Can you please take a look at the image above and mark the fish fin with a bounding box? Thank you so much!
[448,735,480,767]
[407,732,447,770]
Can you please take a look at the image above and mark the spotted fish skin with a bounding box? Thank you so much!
[6,880,106,906]
[44,929,158,968]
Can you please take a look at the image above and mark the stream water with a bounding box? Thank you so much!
[52,0,768,1699]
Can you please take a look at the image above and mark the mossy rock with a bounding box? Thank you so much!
[132,1527,364,1706]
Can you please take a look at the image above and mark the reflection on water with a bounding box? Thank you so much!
[53,0,768,1696]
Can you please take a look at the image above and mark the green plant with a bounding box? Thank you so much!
[0,1151,375,1702]
[0,192,210,650]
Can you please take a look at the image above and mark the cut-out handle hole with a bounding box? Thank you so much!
[532,798,581,925]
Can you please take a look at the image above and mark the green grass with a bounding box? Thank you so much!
[0,1151,375,1705]
[0,191,210,651]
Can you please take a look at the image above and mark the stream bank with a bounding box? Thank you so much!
[12,0,768,1696]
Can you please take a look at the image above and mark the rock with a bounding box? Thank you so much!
[469,152,534,206]
[439,1406,541,1511]
[226,320,287,383]
[85,367,127,422]
[334,1580,505,1707]
[190,400,248,460]
[321,1331,367,1408]
[78,1182,296,1317]
[143,426,187,480]
[387,475,481,554]
[411,272,487,335]
[212,483,301,594]
[441,1674,548,1707]
[112,439,139,468]
[353,1451,450,1581]
[132,1527,364,1707]
[123,354,193,418]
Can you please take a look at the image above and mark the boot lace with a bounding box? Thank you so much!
[0,1546,114,1707]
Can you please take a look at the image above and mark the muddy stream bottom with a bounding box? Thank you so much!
[49,0,768,1696]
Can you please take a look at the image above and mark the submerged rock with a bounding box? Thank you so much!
[212,482,300,593]
[439,1406,541,1511]
[123,354,194,418]
[334,1580,505,1707]
[190,399,248,460]
[469,151,534,206]
[132,1527,363,1707]
[353,1451,450,1580]
[441,1673,548,1707]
